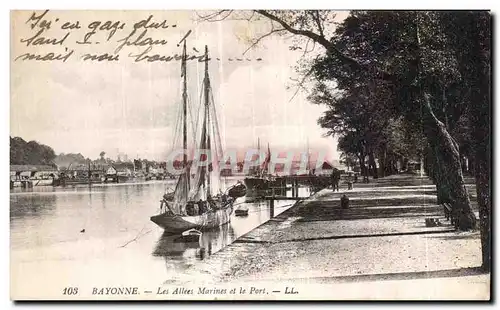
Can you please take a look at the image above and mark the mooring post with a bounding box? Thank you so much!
[270,188,275,218]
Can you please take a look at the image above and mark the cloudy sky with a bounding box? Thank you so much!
[11,10,347,161]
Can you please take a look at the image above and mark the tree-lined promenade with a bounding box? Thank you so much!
[203,10,491,271]
[178,174,488,300]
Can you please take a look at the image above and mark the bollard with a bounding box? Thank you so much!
[341,194,349,209]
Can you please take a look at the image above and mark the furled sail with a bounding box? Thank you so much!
[172,170,189,214]
[168,40,194,215]
[188,114,208,202]
[260,143,271,177]
[188,45,225,201]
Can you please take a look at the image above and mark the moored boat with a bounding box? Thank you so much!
[243,143,285,191]
[227,181,247,198]
[244,176,269,190]
[150,42,234,233]
[151,200,234,233]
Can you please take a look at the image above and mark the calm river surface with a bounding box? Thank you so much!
[10,177,309,298]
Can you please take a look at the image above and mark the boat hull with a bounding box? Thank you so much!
[244,177,285,191]
[228,183,247,198]
[235,208,249,216]
[150,204,233,233]
[244,177,269,190]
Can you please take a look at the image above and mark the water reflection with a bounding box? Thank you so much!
[153,223,235,263]
[10,178,310,283]
[10,193,57,220]
[150,184,309,272]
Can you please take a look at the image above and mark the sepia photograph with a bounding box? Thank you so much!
[9,8,491,300]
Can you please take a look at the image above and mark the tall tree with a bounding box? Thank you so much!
[438,11,491,270]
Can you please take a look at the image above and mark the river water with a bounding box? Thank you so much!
[10,177,309,299]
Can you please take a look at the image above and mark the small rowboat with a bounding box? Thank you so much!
[173,229,202,243]
[235,205,249,217]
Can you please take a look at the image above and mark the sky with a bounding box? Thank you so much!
[11,10,348,161]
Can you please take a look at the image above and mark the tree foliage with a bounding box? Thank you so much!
[10,136,56,166]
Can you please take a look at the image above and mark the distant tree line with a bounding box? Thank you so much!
[10,136,56,166]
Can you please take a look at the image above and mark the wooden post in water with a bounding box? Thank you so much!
[270,188,275,218]
[88,160,92,186]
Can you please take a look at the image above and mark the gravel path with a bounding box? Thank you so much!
[181,174,490,300]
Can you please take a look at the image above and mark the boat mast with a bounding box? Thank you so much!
[264,143,270,176]
[307,137,310,174]
[182,40,188,201]
[257,137,260,175]
[204,45,211,196]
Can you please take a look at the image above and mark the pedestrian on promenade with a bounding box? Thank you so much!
[331,168,340,192]
[347,172,353,190]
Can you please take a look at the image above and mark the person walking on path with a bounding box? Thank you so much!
[346,172,353,190]
[331,168,340,192]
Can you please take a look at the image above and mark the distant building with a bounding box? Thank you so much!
[106,166,117,176]
[10,165,58,181]
[112,162,134,176]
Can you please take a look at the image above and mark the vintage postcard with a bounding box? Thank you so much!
[10,9,491,300]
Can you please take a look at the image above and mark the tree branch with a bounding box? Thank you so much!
[196,10,233,22]
[242,27,286,55]
[289,66,315,102]
[254,10,394,81]
[198,10,394,82]
[312,10,324,37]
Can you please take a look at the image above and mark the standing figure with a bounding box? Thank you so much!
[331,168,340,192]
[347,172,353,190]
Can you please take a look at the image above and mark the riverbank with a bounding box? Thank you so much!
[183,174,490,300]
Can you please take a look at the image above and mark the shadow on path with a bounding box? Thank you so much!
[299,267,487,283]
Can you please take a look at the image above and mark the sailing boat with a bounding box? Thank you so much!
[244,139,269,190]
[244,142,284,191]
[150,44,234,234]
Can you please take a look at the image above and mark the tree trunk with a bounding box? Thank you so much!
[358,154,369,183]
[386,158,392,175]
[422,94,476,231]
[475,154,490,271]
[401,157,408,172]
[428,146,451,205]
[378,153,386,178]
[368,152,378,179]
[423,147,436,183]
